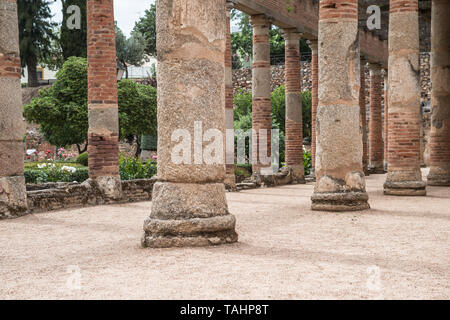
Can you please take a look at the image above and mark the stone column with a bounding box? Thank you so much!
[312,0,369,211]
[427,0,450,186]
[250,14,272,175]
[283,29,305,183]
[87,0,121,200]
[224,1,236,189]
[142,0,238,248]
[360,57,369,175]
[384,72,389,170]
[384,0,426,196]
[368,62,384,173]
[309,39,318,177]
[0,0,28,218]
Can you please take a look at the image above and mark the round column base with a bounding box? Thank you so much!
[142,215,238,248]
[427,173,450,186]
[0,176,28,219]
[311,191,370,212]
[383,181,427,196]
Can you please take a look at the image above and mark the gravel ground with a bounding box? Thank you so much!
[0,170,449,299]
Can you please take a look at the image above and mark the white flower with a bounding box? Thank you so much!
[61,166,76,173]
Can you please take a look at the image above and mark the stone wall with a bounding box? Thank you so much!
[26,178,155,214]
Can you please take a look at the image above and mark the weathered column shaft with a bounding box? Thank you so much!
[384,72,389,170]
[142,0,238,248]
[384,0,426,196]
[283,29,305,182]
[312,0,369,211]
[427,0,450,186]
[250,14,272,175]
[224,1,235,189]
[310,40,318,175]
[0,0,28,218]
[360,58,369,175]
[369,63,384,173]
[87,0,121,199]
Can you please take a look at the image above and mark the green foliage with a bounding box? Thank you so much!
[132,3,157,57]
[119,154,157,180]
[271,85,312,139]
[117,79,158,140]
[76,152,88,166]
[116,24,148,78]
[60,0,87,59]
[303,151,312,176]
[24,165,89,184]
[233,89,252,119]
[23,57,88,148]
[23,58,158,149]
[18,0,58,87]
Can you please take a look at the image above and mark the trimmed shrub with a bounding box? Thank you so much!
[76,152,88,166]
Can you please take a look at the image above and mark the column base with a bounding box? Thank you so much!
[311,191,370,212]
[383,181,427,196]
[0,176,28,219]
[368,165,385,174]
[142,215,238,248]
[427,171,450,186]
[142,182,238,248]
[95,175,122,201]
[224,174,237,191]
[283,166,306,184]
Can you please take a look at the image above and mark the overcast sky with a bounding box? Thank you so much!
[50,0,155,37]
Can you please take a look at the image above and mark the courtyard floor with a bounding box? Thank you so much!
[0,170,449,299]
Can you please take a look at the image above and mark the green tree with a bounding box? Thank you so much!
[23,57,88,152]
[18,0,58,87]
[23,57,158,154]
[60,0,87,59]
[115,24,148,78]
[230,10,311,66]
[132,3,156,57]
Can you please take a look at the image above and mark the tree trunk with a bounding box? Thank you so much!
[135,135,141,158]
[26,55,39,87]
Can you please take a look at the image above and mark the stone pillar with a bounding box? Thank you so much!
[360,57,369,175]
[311,0,369,211]
[142,0,238,248]
[283,29,305,183]
[250,14,272,175]
[384,0,426,196]
[427,0,450,186]
[0,0,28,218]
[384,72,389,170]
[224,1,236,189]
[368,62,384,173]
[309,39,318,177]
[87,0,122,200]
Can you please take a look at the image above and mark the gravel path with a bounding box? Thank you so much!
[0,171,449,299]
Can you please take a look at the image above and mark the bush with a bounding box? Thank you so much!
[303,151,312,176]
[119,154,157,180]
[24,165,89,184]
[76,152,88,166]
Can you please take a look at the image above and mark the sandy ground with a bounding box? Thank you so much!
[0,170,449,300]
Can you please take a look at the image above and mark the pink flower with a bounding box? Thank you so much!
[152,155,157,160]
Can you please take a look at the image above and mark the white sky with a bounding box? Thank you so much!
[50,0,155,37]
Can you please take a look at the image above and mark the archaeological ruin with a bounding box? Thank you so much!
[0,0,448,250]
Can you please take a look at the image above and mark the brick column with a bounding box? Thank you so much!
[384,0,426,196]
[311,0,369,211]
[309,39,318,178]
[360,57,369,175]
[87,0,121,200]
[427,0,450,186]
[368,62,384,173]
[142,0,238,248]
[0,0,28,218]
[224,1,236,189]
[283,29,305,183]
[384,72,389,170]
[250,14,272,175]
